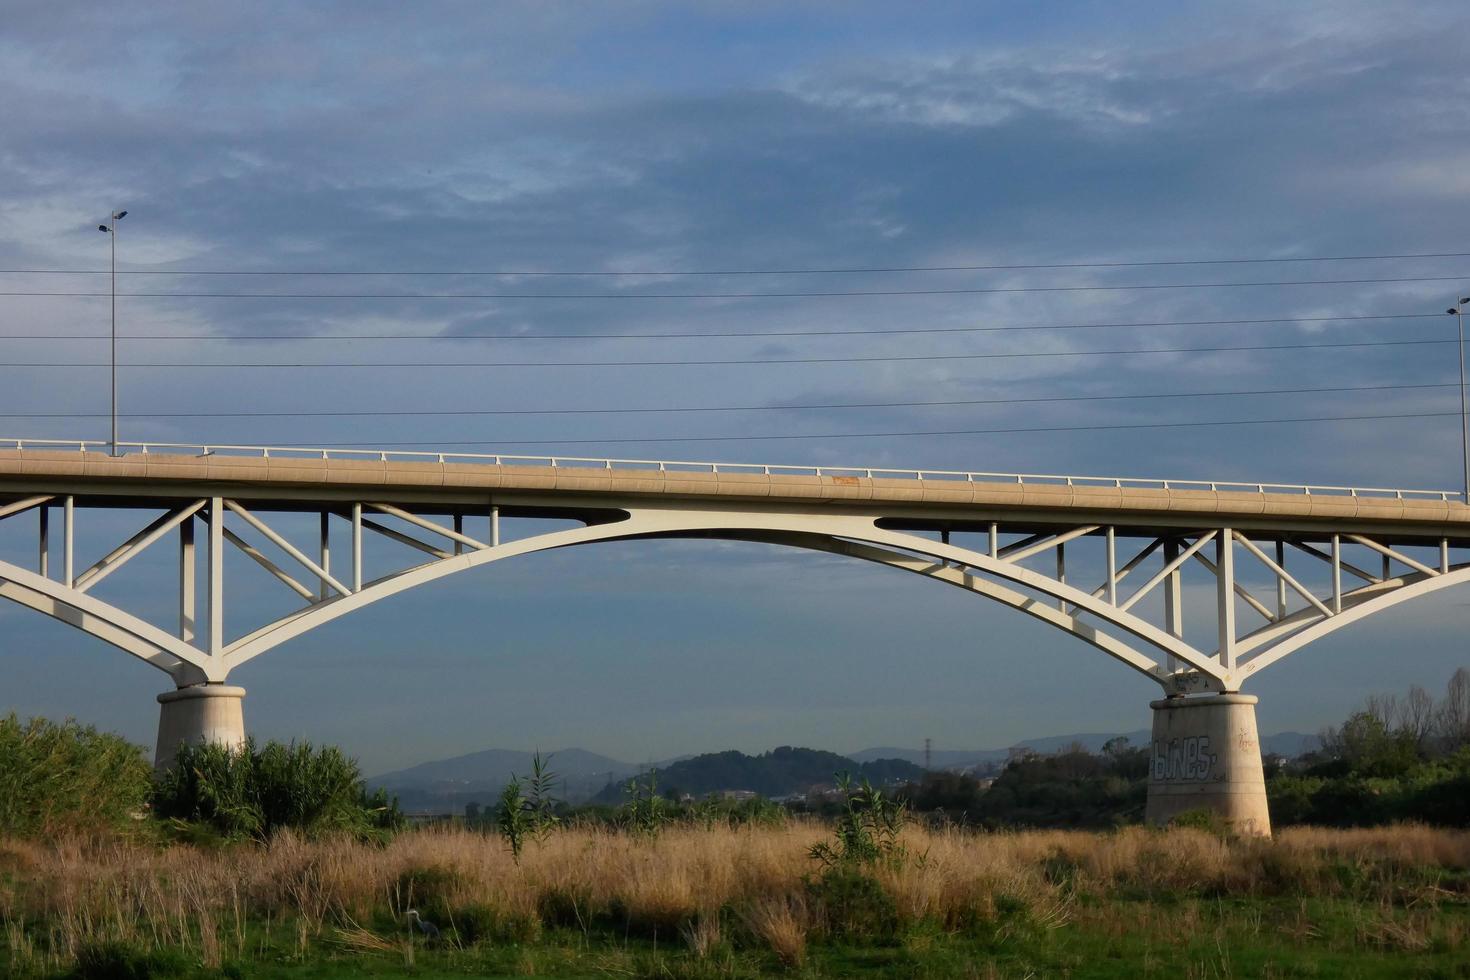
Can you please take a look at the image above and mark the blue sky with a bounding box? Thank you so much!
[2,1,1469,771]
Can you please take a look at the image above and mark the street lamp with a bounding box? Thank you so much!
[1446,297,1470,502]
[97,210,127,456]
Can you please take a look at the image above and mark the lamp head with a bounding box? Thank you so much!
[1450,308,1460,315]
[114,210,127,220]
[1461,296,1470,305]
[98,224,109,233]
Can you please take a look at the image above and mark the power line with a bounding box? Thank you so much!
[0,337,1450,369]
[0,312,1447,342]
[4,249,1470,276]
[250,410,1462,448]
[1,274,1468,300]
[0,382,1452,420]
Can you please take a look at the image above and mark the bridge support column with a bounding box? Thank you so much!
[155,684,246,770]
[1145,693,1270,836]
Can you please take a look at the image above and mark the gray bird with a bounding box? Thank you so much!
[406,908,441,940]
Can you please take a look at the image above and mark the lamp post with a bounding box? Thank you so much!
[97,210,127,456]
[1447,298,1470,502]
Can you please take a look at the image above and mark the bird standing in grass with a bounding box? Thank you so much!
[406,909,441,941]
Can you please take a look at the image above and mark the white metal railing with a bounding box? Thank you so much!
[1,437,1463,502]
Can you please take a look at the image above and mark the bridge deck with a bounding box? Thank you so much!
[1,447,1468,538]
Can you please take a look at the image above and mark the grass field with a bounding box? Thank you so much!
[5,822,1470,978]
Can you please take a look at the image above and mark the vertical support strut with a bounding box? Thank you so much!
[38,505,48,577]
[454,514,465,556]
[319,511,331,601]
[179,517,195,642]
[208,497,223,656]
[1056,542,1066,612]
[63,495,74,588]
[1442,537,1451,574]
[1105,526,1117,604]
[491,504,500,547]
[1275,539,1288,618]
[1163,538,1182,674]
[1216,529,1236,671]
[988,521,998,559]
[1331,533,1343,614]
[1163,539,1183,635]
[351,502,363,592]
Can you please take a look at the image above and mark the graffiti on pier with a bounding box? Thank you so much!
[1152,735,1216,782]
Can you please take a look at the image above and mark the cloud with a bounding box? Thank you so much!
[3,1,1470,766]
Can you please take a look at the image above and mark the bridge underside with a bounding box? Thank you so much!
[4,449,1470,833]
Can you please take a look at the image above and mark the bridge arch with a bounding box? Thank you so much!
[218,508,1226,690]
[0,557,211,683]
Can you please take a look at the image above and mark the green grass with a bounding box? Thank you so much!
[21,896,1470,979]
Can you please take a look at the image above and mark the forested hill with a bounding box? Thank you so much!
[591,746,921,803]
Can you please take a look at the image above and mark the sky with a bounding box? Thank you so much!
[2,1,1470,773]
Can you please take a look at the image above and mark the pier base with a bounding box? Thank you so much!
[1145,693,1270,836]
[155,684,246,770]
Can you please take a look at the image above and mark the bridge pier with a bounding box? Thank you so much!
[155,684,246,770]
[1145,693,1270,836]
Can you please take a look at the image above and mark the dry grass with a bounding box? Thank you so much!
[2,822,1468,974]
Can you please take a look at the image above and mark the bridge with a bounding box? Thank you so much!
[5,437,1470,835]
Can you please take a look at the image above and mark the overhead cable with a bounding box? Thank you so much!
[0,337,1451,369]
[0,382,1453,420]
[2,274,1468,300]
[250,411,1463,448]
[3,249,1470,276]
[0,312,1447,342]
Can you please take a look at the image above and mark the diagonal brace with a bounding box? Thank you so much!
[1345,534,1440,578]
[1234,531,1333,618]
[1191,551,1277,622]
[0,495,53,521]
[1091,536,1165,600]
[1000,525,1100,564]
[225,501,352,596]
[358,515,453,560]
[367,503,489,550]
[1289,540,1379,584]
[1119,532,1216,612]
[219,525,315,600]
[75,501,207,594]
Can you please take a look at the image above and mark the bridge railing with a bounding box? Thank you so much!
[2,437,1461,502]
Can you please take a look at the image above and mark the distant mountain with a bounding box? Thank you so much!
[1261,732,1321,758]
[590,746,923,804]
[851,729,1321,770]
[371,748,640,810]
[374,729,1322,814]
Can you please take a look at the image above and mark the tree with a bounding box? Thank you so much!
[1437,668,1470,749]
[1400,685,1436,748]
[1322,711,1418,778]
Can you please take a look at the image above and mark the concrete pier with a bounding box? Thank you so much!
[1145,693,1270,836]
[155,684,246,769]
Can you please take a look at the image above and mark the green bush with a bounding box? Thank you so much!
[67,940,187,980]
[394,864,465,920]
[151,738,403,841]
[808,773,907,867]
[452,901,543,945]
[0,713,151,837]
[808,866,900,942]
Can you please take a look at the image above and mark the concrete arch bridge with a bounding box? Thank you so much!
[4,439,1469,836]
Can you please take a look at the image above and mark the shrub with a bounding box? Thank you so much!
[808,865,900,942]
[452,902,542,945]
[809,772,907,867]
[68,940,187,980]
[621,770,669,836]
[496,779,531,860]
[0,713,151,837]
[151,738,403,841]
